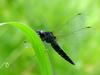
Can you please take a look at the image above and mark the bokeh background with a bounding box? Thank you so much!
[0,0,100,75]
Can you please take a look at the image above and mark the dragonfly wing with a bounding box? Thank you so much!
[50,40,75,65]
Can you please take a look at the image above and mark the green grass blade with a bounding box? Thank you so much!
[0,22,53,75]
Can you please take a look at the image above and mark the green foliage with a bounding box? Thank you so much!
[0,0,100,75]
[0,22,53,75]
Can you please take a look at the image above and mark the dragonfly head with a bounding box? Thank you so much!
[36,30,46,41]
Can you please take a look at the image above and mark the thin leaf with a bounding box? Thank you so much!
[0,22,53,75]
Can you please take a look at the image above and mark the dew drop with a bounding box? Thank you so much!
[24,41,29,48]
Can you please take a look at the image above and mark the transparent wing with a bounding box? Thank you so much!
[52,13,90,58]
[31,13,91,64]
[54,13,87,38]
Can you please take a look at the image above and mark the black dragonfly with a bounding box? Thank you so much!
[36,26,91,65]
[31,13,91,65]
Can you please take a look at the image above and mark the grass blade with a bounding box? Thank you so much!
[0,22,53,75]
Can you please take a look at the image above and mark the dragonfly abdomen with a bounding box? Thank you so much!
[51,41,75,65]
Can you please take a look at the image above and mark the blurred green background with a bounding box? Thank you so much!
[0,0,100,75]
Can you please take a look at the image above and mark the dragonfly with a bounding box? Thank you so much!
[30,13,91,65]
[36,26,91,65]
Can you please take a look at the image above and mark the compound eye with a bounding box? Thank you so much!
[40,32,46,41]
[41,32,45,37]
